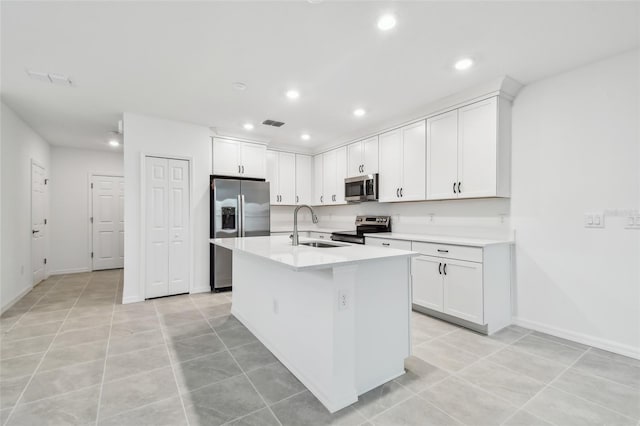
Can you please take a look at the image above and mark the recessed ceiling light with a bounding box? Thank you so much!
[301,133,310,141]
[243,123,254,130]
[377,14,397,31]
[232,82,247,91]
[353,108,366,117]
[286,90,300,100]
[454,58,474,71]
[108,140,120,147]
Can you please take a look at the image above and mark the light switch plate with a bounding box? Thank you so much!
[584,212,605,228]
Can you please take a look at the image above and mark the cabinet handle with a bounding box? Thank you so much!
[382,243,390,246]
[242,165,245,174]
[296,195,299,203]
[438,262,442,275]
[457,182,461,193]
[400,188,403,197]
[238,165,241,174]
[453,182,457,194]
[443,263,447,275]
[437,249,449,253]
[321,196,323,203]
[396,188,400,198]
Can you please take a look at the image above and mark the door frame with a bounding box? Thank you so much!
[88,173,124,272]
[139,153,194,300]
[30,159,48,285]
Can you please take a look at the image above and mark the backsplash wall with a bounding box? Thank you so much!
[271,198,512,240]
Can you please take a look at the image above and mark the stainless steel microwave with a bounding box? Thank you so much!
[344,174,378,203]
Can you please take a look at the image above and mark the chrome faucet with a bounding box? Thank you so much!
[291,205,318,246]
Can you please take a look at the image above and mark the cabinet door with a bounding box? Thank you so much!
[266,150,279,204]
[400,121,426,201]
[378,129,402,202]
[458,97,497,198]
[443,259,484,324]
[427,110,459,200]
[313,154,324,205]
[278,152,296,205]
[240,143,267,179]
[322,149,337,205]
[295,154,312,205]
[362,136,379,174]
[347,141,363,177]
[334,146,347,204]
[411,256,444,312]
[213,138,240,176]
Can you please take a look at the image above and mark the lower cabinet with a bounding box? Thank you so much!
[410,241,511,334]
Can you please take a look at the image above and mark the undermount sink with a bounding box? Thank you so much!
[299,241,344,248]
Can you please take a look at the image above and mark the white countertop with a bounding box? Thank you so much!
[363,232,513,247]
[211,236,417,271]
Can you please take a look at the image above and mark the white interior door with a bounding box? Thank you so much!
[168,159,190,295]
[31,162,46,285]
[92,175,124,270]
[145,156,190,299]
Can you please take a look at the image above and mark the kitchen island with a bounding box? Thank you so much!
[210,235,417,412]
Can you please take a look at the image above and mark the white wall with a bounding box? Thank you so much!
[123,113,211,303]
[49,146,124,274]
[511,49,640,357]
[0,101,51,312]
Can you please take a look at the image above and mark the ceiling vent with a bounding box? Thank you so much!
[262,119,285,127]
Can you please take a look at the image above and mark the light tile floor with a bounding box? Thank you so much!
[1,270,639,426]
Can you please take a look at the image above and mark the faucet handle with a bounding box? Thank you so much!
[289,234,293,240]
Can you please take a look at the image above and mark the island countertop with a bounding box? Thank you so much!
[210,235,417,271]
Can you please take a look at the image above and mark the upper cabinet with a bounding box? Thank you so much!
[347,136,379,177]
[427,97,510,200]
[266,150,296,205]
[295,154,312,205]
[378,121,426,203]
[212,137,266,179]
[313,146,347,206]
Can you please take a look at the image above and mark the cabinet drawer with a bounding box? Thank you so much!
[308,232,330,240]
[365,237,412,250]
[411,241,482,263]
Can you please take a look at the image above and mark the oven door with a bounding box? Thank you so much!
[345,174,378,202]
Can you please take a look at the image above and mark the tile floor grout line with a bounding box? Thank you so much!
[4,273,93,425]
[151,296,193,426]
[93,271,122,426]
[94,394,178,424]
[195,299,284,426]
[219,389,309,426]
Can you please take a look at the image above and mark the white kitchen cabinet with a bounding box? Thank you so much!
[213,137,266,179]
[266,150,296,205]
[313,154,324,205]
[295,154,312,205]
[410,240,511,334]
[365,237,412,250]
[426,96,510,200]
[347,136,379,177]
[411,256,443,312]
[318,147,347,205]
[378,121,426,202]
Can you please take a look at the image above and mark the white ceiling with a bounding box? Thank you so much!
[1,1,638,153]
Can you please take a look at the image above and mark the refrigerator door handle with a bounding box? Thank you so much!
[237,194,243,237]
[240,194,246,237]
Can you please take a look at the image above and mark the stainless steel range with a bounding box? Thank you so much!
[330,215,391,245]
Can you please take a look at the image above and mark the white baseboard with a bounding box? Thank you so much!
[1,286,33,314]
[47,267,90,275]
[513,317,640,360]
[190,286,211,294]
[122,296,144,305]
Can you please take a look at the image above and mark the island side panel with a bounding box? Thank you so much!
[354,257,411,394]
[230,250,359,412]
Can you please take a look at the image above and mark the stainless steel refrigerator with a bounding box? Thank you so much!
[210,176,270,291]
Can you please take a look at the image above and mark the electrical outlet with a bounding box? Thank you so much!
[584,212,605,228]
[338,290,349,311]
[625,216,640,230]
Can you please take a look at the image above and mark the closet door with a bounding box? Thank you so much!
[168,159,190,295]
[146,157,190,299]
[146,157,170,298]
